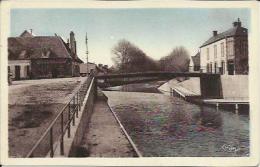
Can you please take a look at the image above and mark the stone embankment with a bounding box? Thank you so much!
[159,75,248,100]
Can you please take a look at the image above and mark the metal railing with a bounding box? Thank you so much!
[189,66,223,74]
[26,74,95,158]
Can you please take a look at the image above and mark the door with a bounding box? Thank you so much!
[210,63,213,73]
[15,65,20,80]
[214,62,217,74]
[228,61,234,75]
[52,67,58,78]
[221,61,225,74]
[26,65,30,78]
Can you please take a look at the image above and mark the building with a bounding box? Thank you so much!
[200,18,248,75]
[191,52,200,72]
[8,30,83,80]
[80,62,97,76]
[97,64,109,74]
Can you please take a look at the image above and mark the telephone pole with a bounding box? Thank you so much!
[85,32,89,75]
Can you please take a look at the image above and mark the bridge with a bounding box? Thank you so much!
[95,71,222,99]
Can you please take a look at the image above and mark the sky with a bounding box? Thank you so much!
[11,8,250,66]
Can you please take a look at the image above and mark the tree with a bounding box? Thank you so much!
[111,39,158,73]
[159,46,190,72]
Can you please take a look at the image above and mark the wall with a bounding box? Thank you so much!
[178,78,201,95]
[234,35,248,74]
[221,75,248,99]
[159,75,248,100]
[68,78,95,156]
[200,38,229,74]
[80,63,96,74]
[72,61,81,77]
[31,59,73,78]
[49,77,95,157]
[8,60,31,79]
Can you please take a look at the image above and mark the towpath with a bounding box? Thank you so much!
[80,91,136,157]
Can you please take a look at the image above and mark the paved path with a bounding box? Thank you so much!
[81,97,135,157]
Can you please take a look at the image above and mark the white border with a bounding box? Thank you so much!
[0,0,259,166]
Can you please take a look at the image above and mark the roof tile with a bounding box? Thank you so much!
[8,36,71,60]
[200,26,247,48]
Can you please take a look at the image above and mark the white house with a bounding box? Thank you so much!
[200,18,248,75]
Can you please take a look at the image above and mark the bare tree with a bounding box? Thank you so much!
[159,46,190,72]
[111,39,158,73]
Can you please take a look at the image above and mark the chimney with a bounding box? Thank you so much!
[30,29,33,35]
[74,41,77,55]
[213,31,218,37]
[66,38,70,48]
[233,18,241,27]
[237,18,241,27]
[69,31,77,58]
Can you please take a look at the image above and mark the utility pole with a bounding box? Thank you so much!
[85,32,89,75]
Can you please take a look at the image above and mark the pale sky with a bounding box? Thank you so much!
[11,8,250,66]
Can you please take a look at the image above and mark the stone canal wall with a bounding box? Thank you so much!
[159,75,248,99]
[177,78,201,95]
[220,75,248,99]
[68,78,95,157]
[51,78,95,157]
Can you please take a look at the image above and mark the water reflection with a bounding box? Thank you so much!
[199,106,223,129]
[104,83,249,157]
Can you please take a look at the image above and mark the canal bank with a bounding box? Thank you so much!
[103,81,249,157]
[78,90,138,157]
[158,75,249,112]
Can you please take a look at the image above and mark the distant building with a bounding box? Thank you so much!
[8,30,83,80]
[191,52,200,72]
[97,64,109,74]
[80,62,97,76]
[200,18,248,75]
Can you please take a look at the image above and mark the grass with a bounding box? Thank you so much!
[8,77,84,157]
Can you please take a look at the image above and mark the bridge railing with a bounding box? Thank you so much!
[189,66,222,74]
[26,74,94,158]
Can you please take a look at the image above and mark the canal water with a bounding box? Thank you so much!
[103,81,249,157]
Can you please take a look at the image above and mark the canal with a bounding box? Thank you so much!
[103,81,249,157]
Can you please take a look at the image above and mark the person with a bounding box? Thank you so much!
[8,71,12,85]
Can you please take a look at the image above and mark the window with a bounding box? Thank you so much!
[221,42,224,57]
[239,40,242,54]
[244,40,248,56]
[227,40,234,56]
[207,48,209,60]
[214,45,217,58]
